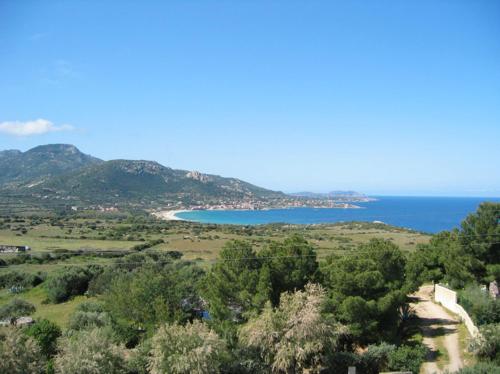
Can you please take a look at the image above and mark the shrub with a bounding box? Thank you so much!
[469,323,500,364]
[387,344,427,374]
[459,284,500,325]
[68,301,111,331]
[131,238,165,251]
[0,327,46,374]
[24,319,62,357]
[0,299,36,323]
[148,320,229,374]
[456,362,500,373]
[0,270,45,290]
[45,266,101,303]
[127,339,152,374]
[361,343,397,373]
[239,283,349,373]
[54,328,127,374]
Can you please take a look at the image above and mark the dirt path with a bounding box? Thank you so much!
[412,285,463,374]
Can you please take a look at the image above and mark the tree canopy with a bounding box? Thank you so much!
[322,239,407,343]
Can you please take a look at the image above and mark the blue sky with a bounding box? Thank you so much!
[1,0,499,196]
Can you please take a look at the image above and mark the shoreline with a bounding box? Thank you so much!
[152,209,190,221]
[153,204,365,221]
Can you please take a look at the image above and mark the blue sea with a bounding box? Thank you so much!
[176,196,500,233]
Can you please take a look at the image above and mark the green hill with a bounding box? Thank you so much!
[0,144,284,210]
[0,144,102,186]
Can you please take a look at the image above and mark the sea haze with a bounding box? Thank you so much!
[176,196,500,233]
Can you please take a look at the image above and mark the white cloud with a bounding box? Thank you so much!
[0,119,75,137]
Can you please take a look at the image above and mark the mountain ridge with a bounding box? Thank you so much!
[0,144,285,210]
[0,144,102,186]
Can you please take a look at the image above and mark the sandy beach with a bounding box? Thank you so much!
[153,210,189,221]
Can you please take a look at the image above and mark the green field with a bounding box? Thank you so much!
[0,215,431,327]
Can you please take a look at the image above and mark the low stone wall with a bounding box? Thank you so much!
[434,284,479,337]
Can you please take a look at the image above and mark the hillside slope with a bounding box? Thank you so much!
[0,144,102,186]
[0,144,284,210]
[31,159,284,205]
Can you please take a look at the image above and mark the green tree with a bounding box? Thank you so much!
[25,319,62,357]
[204,236,319,326]
[405,236,447,291]
[104,262,203,337]
[407,203,500,289]
[322,239,407,343]
[259,234,319,305]
[203,240,263,322]
[459,202,500,281]
[148,320,229,374]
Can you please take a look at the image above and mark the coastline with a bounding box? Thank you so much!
[148,196,494,232]
[154,204,366,221]
[153,209,190,221]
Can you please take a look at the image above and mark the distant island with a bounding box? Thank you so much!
[0,144,373,215]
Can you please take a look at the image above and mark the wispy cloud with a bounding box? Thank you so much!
[0,119,75,137]
[41,60,81,85]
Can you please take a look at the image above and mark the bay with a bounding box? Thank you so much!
[175,196,500,233]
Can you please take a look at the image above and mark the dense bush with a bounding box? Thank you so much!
[0,270,45,290]
[0,328,46,374]
[459,284,500,325]
[148,320,229,374]
[456,362,500,373]
[387,344,427,374]
[45,266,102,303]
[0,299,36,322]
[24,319,62,357]
[131,238,164,251]
[68,301,111,331]
[240,284,348,373]
[328,342,427,374]
[469,323,500,364]
[54,328,127,374]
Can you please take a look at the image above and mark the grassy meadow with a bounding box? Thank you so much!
[0,215,431,327]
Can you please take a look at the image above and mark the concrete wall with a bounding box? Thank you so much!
[434,284,479,337]
[434,283,457,312]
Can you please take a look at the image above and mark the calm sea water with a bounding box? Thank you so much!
[176,196,500,233]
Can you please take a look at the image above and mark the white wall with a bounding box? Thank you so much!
[434,284,479,337]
